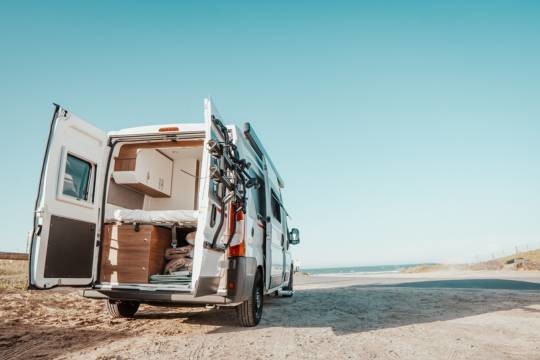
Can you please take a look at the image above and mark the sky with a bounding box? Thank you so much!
[1,1,539,268]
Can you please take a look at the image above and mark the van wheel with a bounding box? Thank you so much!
[236,269,263,327]
[106,300,140,318]
[281,265,294,297]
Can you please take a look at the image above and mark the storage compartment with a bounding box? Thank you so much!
[100,224,171,284]
[100,140,204,288]
[113,149,173,197]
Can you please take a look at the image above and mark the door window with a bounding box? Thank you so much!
[62,154,93,201]
[252,175,266,218]
[271,190,281,223]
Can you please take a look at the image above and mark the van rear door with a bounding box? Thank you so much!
[29,105,108,289]
[192,98,230,297]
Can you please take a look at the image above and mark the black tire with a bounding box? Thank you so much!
[236,269,264,327]
[106,300,140,318]
[281,265,294,297]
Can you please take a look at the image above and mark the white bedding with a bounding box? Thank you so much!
[105,208,198,226]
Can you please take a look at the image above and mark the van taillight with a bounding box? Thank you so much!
[228,210,245,257]
[229,241,245,257]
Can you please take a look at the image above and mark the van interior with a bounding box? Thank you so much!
[99,139,204,290]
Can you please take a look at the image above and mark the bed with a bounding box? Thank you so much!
[105,208,199,227]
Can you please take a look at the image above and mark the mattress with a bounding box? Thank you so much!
[105,208,198,226]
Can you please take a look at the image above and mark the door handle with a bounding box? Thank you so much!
[210,204,217,227]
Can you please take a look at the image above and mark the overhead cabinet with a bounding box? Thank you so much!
[113,149,173,197]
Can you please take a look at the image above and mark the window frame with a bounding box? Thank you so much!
[270,189,282,223]
[250,173,266,219]
[56,149,97,208]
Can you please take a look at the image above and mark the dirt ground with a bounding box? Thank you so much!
[2,261,540,359]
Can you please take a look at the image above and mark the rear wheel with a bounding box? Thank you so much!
[236,269,263,327]
[106,300,140,318]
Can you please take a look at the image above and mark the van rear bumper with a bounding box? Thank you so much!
[81,288,232,305]
[81,257,257,305]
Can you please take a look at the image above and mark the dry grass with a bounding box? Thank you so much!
[470,249,540,271]
[499,249,540,265]
[404,248,540,273]
[0,252,28,260]
[0,259,28,290]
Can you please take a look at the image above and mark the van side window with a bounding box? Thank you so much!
[252,175,266,219]
[271,190,281,223]
[62,154,93,201]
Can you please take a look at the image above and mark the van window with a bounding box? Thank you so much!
[62,154,92,201]
[252,176,266,218]
[271,190,281,223]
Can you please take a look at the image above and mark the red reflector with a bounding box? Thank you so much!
[228,281,236,289]
[159,126,179,132]
[228,204,246,257]
[229,242,245,257]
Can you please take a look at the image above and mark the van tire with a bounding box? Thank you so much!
[106,300,140,318]
[281,265,294,297]
[236,269,263,327]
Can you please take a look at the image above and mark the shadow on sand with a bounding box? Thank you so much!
[381,278,540,290]
[0,325,130,359]
[3,278,540,359]
[172,278,540,335]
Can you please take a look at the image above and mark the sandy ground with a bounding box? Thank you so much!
[2,269,540,359]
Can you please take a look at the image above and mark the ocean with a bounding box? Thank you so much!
[303,264,426,277]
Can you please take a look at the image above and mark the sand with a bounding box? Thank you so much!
[2,265,540,359]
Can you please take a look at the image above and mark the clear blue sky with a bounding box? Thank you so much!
[1,1,539,267]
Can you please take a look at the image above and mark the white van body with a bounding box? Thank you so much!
[29,99,300,326]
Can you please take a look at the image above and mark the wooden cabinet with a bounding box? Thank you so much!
[100,224,171,284]
[113,149,173,197]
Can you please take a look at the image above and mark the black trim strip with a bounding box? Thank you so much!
[82,288,230,304]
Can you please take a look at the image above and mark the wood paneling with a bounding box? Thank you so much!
[115,140,203,165]
[100,224,171,284]
[123,182,171,198]
[114,158,136,171]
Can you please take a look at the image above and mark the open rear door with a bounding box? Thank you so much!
[191,99,230,297]
[29,105,108,289]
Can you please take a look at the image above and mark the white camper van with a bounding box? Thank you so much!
[29,99,300,327]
